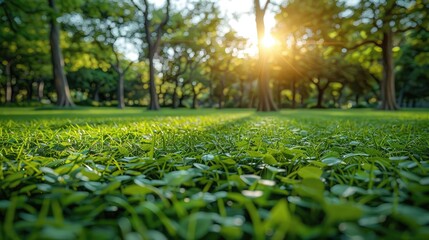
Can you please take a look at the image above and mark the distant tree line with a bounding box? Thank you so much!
[1,0,428,110]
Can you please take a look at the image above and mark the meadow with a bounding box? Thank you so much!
[1,107,429,239]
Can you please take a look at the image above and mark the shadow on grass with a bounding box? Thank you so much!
[273,108,429,122]
[1,107,428,125]
[0,107,253,122]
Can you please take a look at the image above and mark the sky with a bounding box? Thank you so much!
[218,0,279,42]
[161,0,280,40]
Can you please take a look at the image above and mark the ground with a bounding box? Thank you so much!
[0,107,428,239]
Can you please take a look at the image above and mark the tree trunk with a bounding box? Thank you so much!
[248,90,257,108]
[257,51,277,111]
[93,85,100,102]
[291,79,296,109]
[254,0,277,112]
[5,61,12,103]
[48,0,74,107]
[337,86,344,108]
[398,87,405,107]
[133,0,170,110]
[11,84,18,103]
[239,77,244,108]
[172,80,179,109]
[27,82,33,102]
[316,87,325,108]
[37,80,44,102]
[179,94,185,108]
[148,55,160,110]
[207,71,215,108]
[380,27,398,110]
[208,80,214,108]
[192,85,198,109]
[218,77,225,109]
[162,91,169,107]
[117,72,125,109]
[276,78,282,108]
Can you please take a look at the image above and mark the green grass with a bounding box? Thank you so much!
[1,107,429,239]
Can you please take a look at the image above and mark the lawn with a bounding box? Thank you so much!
[1,107,429,239]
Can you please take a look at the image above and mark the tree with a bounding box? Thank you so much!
[396,30,429,107]
[75,0,136,109]
[254,0,277,111]
[347,0,429,110]
[132,0,171,110]
[160,44,189,108]
[160,0,222,108]
[47,0,74,107]
[67,67,116,104]
[0,0,51,104]
[274,0,346,108]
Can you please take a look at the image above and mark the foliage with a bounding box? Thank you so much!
[1,108,429,239]
[396,30,429,106]
[1,0,428,108]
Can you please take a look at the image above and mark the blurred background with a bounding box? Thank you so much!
[1,0,428,109]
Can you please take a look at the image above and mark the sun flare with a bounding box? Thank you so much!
[261,34,278,49]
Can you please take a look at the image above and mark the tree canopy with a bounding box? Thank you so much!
[1,0,428,109]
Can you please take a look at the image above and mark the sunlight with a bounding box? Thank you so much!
[261,34,278,49]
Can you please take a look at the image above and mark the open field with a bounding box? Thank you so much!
[1,108,429,239]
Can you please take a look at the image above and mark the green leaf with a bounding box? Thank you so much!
[80,168,101,181]
[420,177,429,185]
[163,170,195,186]
[263,154,277,165]
[202,154,215,161]
[343,153,369,159]
[325,202,363,223]
[297,166,322,179]
[223,158,237,165]
[294,178,325,201]
[264,199,291,235]
[98,181,121,194]
[122,184,153,195]
[395,205,429,225]
[61,192,90,206]
[193,163,209,170]
[331,184,359,197]
[147,231,168,240]
[399,170,421,182]
[247,151,264,158]
[321,157,343,166]
[240,174,261,185]
[266,165,286,173]
[389,156,409,161]
[220,226,243,239]
[178,212,213,239]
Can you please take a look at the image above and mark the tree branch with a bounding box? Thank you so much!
[397,24,420,33]
[142,0,152,48]
[153,0,171,53]
[132,0,152,47]
[2,5,18,32]
[262,0,271,13]
[347,39,381,51]
[123,61,134,73]
[369,72,380,85]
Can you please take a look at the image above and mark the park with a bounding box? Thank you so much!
[1,0,429,239]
